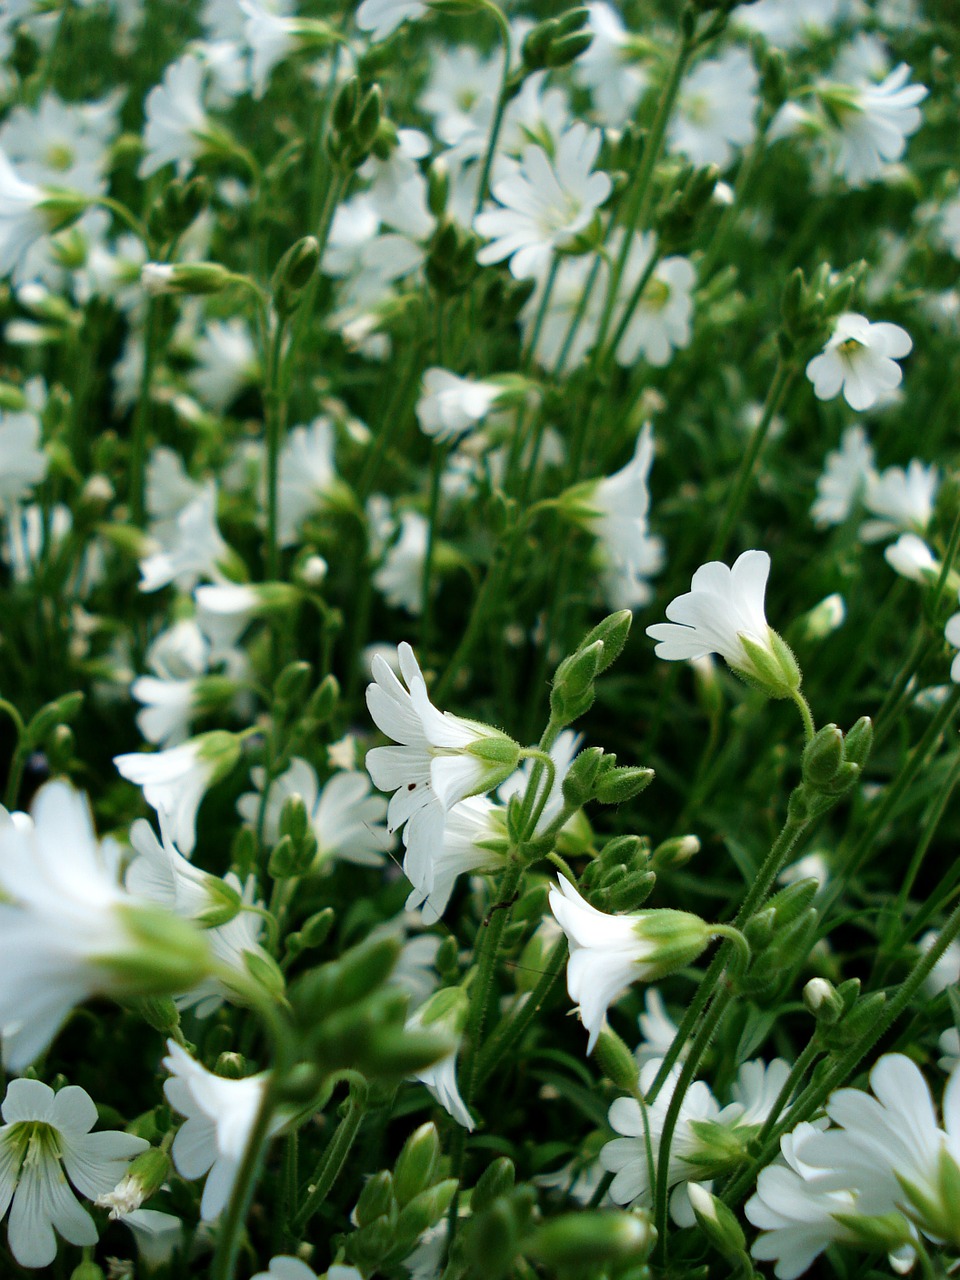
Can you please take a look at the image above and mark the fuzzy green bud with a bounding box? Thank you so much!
[652,834,700,869]
[356,1171,396,1227]
[551,641,603,723]
[594,764,655,805]
[525,1210,655,1269]
[396,1179,459,1244]
[561,746,604,807]
[272,235,320,315]
[736,629,802,699]
[275,659,313,705]
[141,261,233,296]
[394,1123,441,1205]
[472,1157,515,1212]
[307,673,340,723]
[603,869,657,911]
[595,1027,639,1092]
[842,715,873,770]
[301,908,335,949]
[802,724,845,787]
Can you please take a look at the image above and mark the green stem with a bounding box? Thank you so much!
[753,1037,822,1149]
[521,257,560,372]
[475,936,567,1087]
[791,690,816,744]
[293,1076,368,1232]
[894,747,960,922]
[420,444,447,655]
[130,297,160,526]
[709,357,794,559]
[822,686,960,915]
[930,502,960,617]
[555,253,603,374]
[472,1,513,217]
[601,245,660,370]
[647,799,811,1102]
[594,31,693,353]
[0,699,26,811]
[264,317,289,582]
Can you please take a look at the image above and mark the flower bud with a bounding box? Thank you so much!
[550,641,603,723]
[525,1210,656,1269]
[141,261,233,296]
[803,724,845,787]
[561,746,604,807]
[842,715,873,770]
[687,1182,746,1261]
[300,908,335,949]
[595,1027,640,1092]
[396,1180,458,1242]
[110,905,212,995]
[275,659,313,704]
[652,834,700,869]
[603,869,657,911]
[70,1263,106,1280]
[803,977,844,1024]
[473,1157,516,1212]
[737,629,802,699]
[307,673,340,723]
[296,553,328,587]
[394,1122,441,1206]
[132,996,181,1035]
[594,764,655,805]
[355,1170,396,1227]
[272,235,320,315]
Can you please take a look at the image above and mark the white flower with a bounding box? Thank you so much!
[475,123,611,279]
[575,2,648,127]
[403,794,507,922]
[613,239,696,369]
[600,1057,720,1210]
[636,988,682,1067]
[884,533,939,583]
[667,47,759,170]
[0,405,47,509]
[365,642,520,871]
[0,150,60,278]
[187,317,258,412]
[919,931,960,997]
[277,417,338,547]
[0,91,119,198]
[140,54,212,178]
[361,129,434,241]
[252,1257,321,1280]
[860,459,937,543]
[497,729,581,838]
[164,1041,286,1220]
[239,0,297,98]
[947,612,960,684]
[811,425,876,527]
[734,0,844,48]
[0,782,210,1069]
[237,757,393,867]
[548,875,711,1053]
[356,0,427,41]
[372,509,429,615]
[819,63,928,188]
[646,550,800,698]
[139,481,231,593]
[576,423,665,610]
[805,312,912,411]
[416,369,502,443]
[0,1078,148,1269]
[115,730,241,856]
[406,986,473,1130]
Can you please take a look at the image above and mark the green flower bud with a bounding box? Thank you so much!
[141,261,234,296]
[472,1157,515,1212]
[272,235,320,315]
[737,629,802,699]
[293,935,401,1024]
[551,641,603,724]
[356,1170,396,1227]
[525,1210,656,1269]
[275,659,313,704]
[651,834,700,869]
[215,1052,247,1079]
[26,691,84,747]
[802,724,844,787]
[301,908,335,949]
[603,869,657,912]
[842,715,873,770]
[307,673,340,723]
[394,1123,441,1206]
[595,1027,639,1092]
[561,746,605,807]
[395,1179,458,1242]
[594,765,655,805]
[687,1182,746,1261]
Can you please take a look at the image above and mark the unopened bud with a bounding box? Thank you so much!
[595,1027,639,1092]
[802,725,844,787]
[394,1122,441,1206]
[141,261,233,296]
[595,764,655,805]
[272,235,320,315]
[652,834,700,869]
[803,977,844,1024]
[687,1182,746,1261]
[561,746,604,807]
[526,1210,655,1269]
[472,1157,515,1212]
[215,1052,247,1079]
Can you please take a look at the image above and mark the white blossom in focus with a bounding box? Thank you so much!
[0,1079,148,1269]
[805,313,912,411]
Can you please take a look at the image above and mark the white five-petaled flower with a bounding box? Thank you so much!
[115,730,241,856]
[548,875,711,1053]
[667,46,759,170]
[860,459,938,543]
[415,368,502,443]
[0,1079,148,1269]
[819,63,928,188]
[811,425,876,527]
[747,1053,960,1278]
[0,148,84,279]
[366,644,520,903]
[356,0,427,41]
[646,550,800,699]
[139,54,213,178]
[475,122,611,279]
[0,782,210,1070]
[805,312,912,411]
[163,1041,287,1220]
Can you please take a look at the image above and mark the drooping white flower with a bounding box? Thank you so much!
[667,47,759,170]
[548,875,711,1053]
[0,404,47,509]
[884,533,939,583]
[277,417,339,547]
[365,642,520,871]
[139,54,213,178]
[237,757,393,867]
[403,794,507,922]
[860,459,938,543]
[0,1078,148,1269]
[569,423,665,610]
[575,3,648,127]
[0,149,85,279]
[371,507,429,615]
[356,0,427,42]
[646,550,801,699]
[811,425,876,527]
[0,782,210,1069]
[416,369,502,443]
[139,480,232,593]
[163,1041,286,1220]
[406,986,474,1130]
[805,312,912,411]
[361,128,434,241]
[475,123,611,279]
[115,730,241,856]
